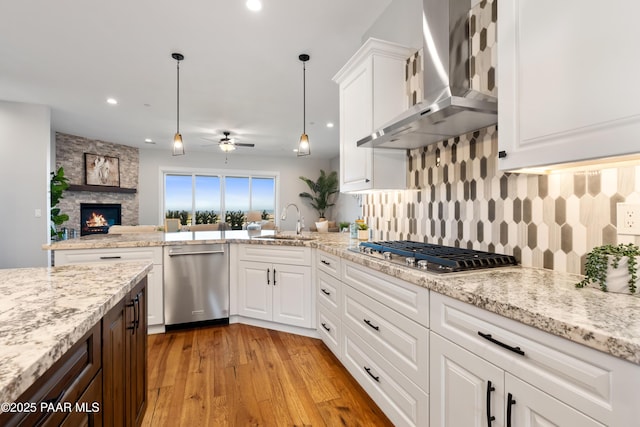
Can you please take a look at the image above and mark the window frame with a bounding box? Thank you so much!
[159,166,280,226]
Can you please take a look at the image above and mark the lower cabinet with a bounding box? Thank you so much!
[430,333,603,427]
[54,247,163,328]
[430,292,640,426]
[103,277,147,427]
[235,245,313,329]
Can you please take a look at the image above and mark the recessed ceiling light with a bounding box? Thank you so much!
[293,148,299,152]
[145,138,155,144]
[106,98,118,105]
[246,0,262,11]
[326,122,334,128]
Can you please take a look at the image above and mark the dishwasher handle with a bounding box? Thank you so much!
[168,250,226,256]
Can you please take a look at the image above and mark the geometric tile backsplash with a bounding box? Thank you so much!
[363,126,640,274]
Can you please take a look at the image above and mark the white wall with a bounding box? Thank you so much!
[330,156,362,225]
[138,149,331,232]
[362,0,423,48]
[0,101,51,268]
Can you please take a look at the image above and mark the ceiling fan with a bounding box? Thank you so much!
[203,131,255,152]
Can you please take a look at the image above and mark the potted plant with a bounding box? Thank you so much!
[576,243,640,295]
[357,222,369,241]
[50,166,70,240]
[299,170,338,221]
[339,221,350,232]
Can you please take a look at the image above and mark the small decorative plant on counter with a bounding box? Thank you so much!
[50,166,70,239]
[357,222,369,241]
[576,243,640,294]
[339,221,350,232]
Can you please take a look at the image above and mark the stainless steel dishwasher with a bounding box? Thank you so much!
[163,243,229,329]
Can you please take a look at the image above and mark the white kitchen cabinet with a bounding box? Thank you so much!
[316,253,343,357]
[333,38,412,192]
[236,245,313,328]
[53,247,164,330]
[430,292,640,426]
[498,0,640,171]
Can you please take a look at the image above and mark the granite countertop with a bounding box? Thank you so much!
[0,261,153,404]
[43,230,640,365]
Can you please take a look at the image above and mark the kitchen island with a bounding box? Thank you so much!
[0,261,151,423]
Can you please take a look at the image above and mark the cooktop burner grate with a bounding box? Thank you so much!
[358,240,518,273]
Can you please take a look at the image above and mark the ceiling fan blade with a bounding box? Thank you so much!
[233,143,255,147]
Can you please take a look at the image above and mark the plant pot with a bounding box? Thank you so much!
[600,256,640,295]
[357,229,369,241]
[315,220,329,233]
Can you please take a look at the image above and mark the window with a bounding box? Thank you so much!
[164,170,277,228]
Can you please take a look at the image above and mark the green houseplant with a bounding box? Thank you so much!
[50,166,70,239]
[357,222,369,241]
[576,243,640,294]
[299,170,339,220]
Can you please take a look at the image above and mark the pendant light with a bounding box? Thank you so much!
[172,52,185,156]
[297,53,311,157]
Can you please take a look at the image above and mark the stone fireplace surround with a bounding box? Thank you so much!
[55,133,139,234]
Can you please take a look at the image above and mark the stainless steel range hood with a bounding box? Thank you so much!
[358,0,497,150]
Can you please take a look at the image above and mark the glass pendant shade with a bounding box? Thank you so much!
[173,132,184,156]
[220,143,236,153]
[297,133,310,156]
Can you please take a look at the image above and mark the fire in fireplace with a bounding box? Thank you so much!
[80,203,122,235]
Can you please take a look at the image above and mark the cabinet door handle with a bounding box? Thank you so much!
[363,319,380,331]
[478,332,525,356]
[365,178,371,183]
[267,268,270,285]
[126,300,136,334]
[321,323,331,332]
[273,268,277,286]
[364,366,380,382]
[507,392,516,427]
[100,255,122,260]
[321,289,331,296]
[486,380,496,426]
[134,295,140,330]
[498,150,507,158]
[321,260,331,266]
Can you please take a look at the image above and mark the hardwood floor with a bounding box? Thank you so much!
[142,323,394,426]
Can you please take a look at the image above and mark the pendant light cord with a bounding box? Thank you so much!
[176,59,180,134]
[302,60,306,134]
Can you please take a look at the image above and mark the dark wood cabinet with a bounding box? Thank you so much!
[102,277,147,427]
[0,323,102,427]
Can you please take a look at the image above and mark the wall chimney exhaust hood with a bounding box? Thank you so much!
[358,0,497,150]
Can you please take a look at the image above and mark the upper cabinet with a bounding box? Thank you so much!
[498,0,640,171]
[333,38,413,192]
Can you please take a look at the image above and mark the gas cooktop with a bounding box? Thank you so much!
[353,240,518,274]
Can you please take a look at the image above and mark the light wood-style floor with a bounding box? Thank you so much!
[142,323,394,426]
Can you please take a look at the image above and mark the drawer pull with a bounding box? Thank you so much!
[486,380,496,425]
[321,323,331,332]
[364,366,380,382]
[478,332,525,356]
[321,289,331,296]
[100,255,122,259]
[321,260,331,266]
[363,319,380,331]
[506,392,516,427]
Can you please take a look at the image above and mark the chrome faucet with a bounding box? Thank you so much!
[281,203,304,235]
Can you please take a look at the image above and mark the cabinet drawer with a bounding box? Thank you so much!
[343,285,428,391]
[238,244,311,265]
[55,246,162,265]
[431,292,640,425]
[317,270,341,314]
[342,326,428,427]
[317,250,341,279]
[342,260,428,327]
[0,323,102,427]
[317,304,341,359]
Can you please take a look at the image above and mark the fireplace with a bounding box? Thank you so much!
[80,203,122,235]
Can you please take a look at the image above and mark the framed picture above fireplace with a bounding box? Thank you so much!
[84,153,120,187]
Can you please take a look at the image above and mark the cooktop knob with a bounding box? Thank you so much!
[405,257,416,267]
[383,251,392,260]
[417,260,428,270]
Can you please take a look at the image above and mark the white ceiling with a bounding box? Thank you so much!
[0,0,393,159]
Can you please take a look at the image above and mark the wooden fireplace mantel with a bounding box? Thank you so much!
[67,184,137,194]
